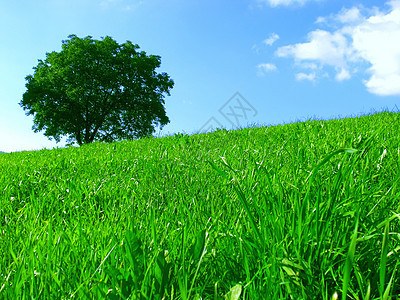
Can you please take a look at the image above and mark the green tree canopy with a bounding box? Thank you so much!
[20,34,174,145]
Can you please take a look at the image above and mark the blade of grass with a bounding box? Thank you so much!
[382,263,398,300]
[71,243,117,297]
[208,160,264,247]
[379,219,390,297]
[342,211,359,299]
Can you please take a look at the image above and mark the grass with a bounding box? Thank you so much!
[1,111,400,299]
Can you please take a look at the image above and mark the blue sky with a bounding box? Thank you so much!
[1,0,400,152]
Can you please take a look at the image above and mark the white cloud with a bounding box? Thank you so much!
[352,4,400,95]
[100,0,143,10]
[275,0,400,96]
[336,68,351,81]
[389,0,400,9]
[252,33,280,54]
[277,29,353,67]
[264,33,280,46]
[276,29,355,81]
[258,0,315,7]
[300,62,318,69]
[317,7,364,25]
[296,72,316,81]
[257,63,277,75]
[336,7,363,23]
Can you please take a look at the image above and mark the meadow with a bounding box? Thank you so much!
[1,111,400,299]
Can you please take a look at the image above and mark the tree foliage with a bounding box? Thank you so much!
[20,34,174,145]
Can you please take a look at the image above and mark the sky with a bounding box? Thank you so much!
[1,0,400,152]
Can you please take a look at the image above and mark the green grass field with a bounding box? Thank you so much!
[1,111,400,299]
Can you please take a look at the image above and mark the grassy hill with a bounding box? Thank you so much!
[1,111,400,299]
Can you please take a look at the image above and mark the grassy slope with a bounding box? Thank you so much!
[1,111,400,299]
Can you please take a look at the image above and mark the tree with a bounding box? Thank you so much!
[20,34,174,146]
